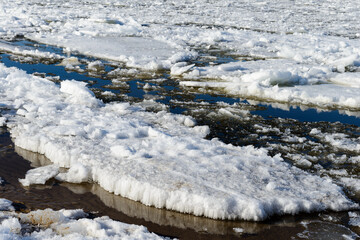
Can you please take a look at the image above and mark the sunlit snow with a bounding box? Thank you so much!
[1,0,360,235]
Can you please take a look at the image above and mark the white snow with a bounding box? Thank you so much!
[349,212,360,227]
[56,163,91,184]
[0,199,13,211]
[1,0,360,224]
[0,40,62,60]
[310,129,360,153]
[0,64,357,221]
[0,116,5,126]
[0,0,360,109]
[0,199,165,240]
[180,59,360,110]
[19,165,60,187]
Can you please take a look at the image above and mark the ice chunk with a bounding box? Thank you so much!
[0,217,21,235]
[0,199,14,211]
[0,117,5,126]
[56,163,91,184]
[170,62,195,76]
[87,60,104,71]
[19,165,60,187]
[60,80,102,107]
[0,207,166,239]
[57,57,81,66]
[349,212,360,227]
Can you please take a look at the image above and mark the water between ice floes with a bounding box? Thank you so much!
[1,39,360,239]
[1,40,359,126]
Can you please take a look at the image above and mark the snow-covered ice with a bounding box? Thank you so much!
[0,64,357,221]
[1,0,360,109]
[1,0,360,226]
[0,199,165,240]
[0,40,62,60]
[0,1,359,109]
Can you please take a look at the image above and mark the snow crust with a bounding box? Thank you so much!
[0,199,165,240]
[0,64,357,221]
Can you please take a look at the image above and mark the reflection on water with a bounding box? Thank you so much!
[248,100,360,127]
[295,221,358,240]
[15,145,53,168]
[63,183,296,236]
[13,144,298,236]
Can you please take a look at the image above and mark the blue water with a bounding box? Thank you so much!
[253,105,360,126]
[1,41,360,127]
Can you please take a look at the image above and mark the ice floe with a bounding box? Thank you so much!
[0,63,357,221]
[0,40,62,60]
[0,199,165,240]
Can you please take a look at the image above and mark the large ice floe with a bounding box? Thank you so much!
[0,198,165,240]
[0,63,357,221]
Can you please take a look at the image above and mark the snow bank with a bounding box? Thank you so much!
[0,199,165,240]
[0,64,357,221]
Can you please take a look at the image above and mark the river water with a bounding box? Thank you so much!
[1,39,360,239]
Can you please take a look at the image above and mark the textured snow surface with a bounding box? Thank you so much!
[0,199,165,240]
[1,0,360,108]
[0,64,357,221]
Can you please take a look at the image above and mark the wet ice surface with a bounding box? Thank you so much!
[1,0,360,239]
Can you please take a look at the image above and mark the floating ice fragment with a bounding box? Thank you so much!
[87,60,104,71]
[57,57,81,66]
[19,165,60,187]
[170,62,195,76]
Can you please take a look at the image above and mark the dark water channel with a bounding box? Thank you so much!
[1,39,360,239]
